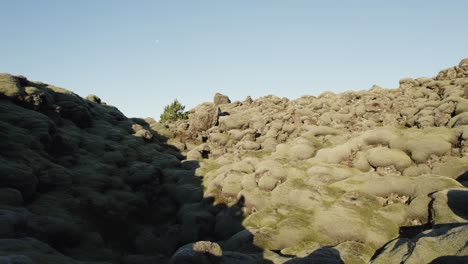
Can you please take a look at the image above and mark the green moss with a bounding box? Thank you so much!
[432,158,468,179]
[197,159,222,176]
[149,122,176,139]
[46,84,73,95]
[336,241,375,264]
[0,74,23,97]
[209,133,230,146]
[288,178,307,189]
[243,149,273,159]
[244,205,320,250]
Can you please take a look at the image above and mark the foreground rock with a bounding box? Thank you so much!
[0,74,262,263]
[370,224,468,264]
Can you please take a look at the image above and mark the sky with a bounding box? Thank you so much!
[1,0,467,118]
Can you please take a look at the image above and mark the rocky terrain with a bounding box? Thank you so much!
[1,59,468,264]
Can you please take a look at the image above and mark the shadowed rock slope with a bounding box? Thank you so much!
[0,75,266,263]
[1,58,468,264]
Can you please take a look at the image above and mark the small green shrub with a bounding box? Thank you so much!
[159,99,189,122]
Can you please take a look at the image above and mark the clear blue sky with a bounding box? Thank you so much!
[1,1,467,118]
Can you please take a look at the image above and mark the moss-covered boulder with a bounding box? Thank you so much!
[366,147,412,171]
[370,224,468,264]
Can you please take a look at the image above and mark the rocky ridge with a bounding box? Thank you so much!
[0,59,468,263]
[162,58,468,263]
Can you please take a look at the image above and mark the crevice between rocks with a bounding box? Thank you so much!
[370,191,438,263]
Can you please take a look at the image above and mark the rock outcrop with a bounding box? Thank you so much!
[214,93,231,105]
[161,58,468,263]
[0,75,264,263]
[1,58,468,264]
